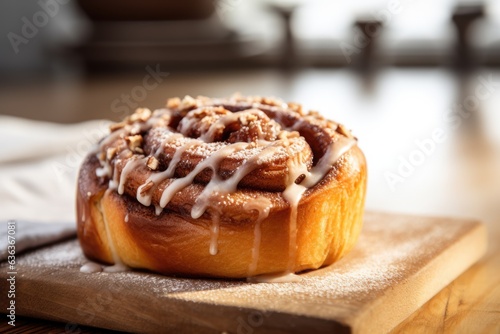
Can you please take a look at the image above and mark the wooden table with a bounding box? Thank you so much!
[1,68,499,332]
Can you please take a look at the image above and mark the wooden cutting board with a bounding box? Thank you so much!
[0,212,487,333]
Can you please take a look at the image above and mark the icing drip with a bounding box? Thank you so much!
[282,154,310,273]
[279,137,356,275]
[244,198,271,276]
[137,139,201,207]
[154,133,183,157]
[108,161,120,190]
[103,263,130,273]
[191,141,280,219]
[159,142,248,209]
[125,214,129,223]
[118,157,145,195]
[178,115,201,136]
[100,189,130,273]
[95,165,111,178]
[80,262,102,273]
[80,261,130,274]
[95,127,127,178]
[154,204,163,216]
[164,141,201,176]
[209,211,220,255]
[302,137,357,188]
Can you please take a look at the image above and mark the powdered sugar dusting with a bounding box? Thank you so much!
[3,213,479,325]
[165,213,475,318]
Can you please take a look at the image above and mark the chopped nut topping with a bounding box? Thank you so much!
[126,135,143,153]
[179,95,198,110]
[147,156,159,170]
[129,125,141,135]
[98,151,105,161]
[308,110,318,115]
[130,108,152,122]
[246,114,258,122]
[109,122,126,132]
[261,97,282,107]
[278,130,300,141]
[287,102,304,115]
[326,120,338,129]
[337,124,353,138]
[139,180,154,196]
[167,97,181,109]
[106,147,117,160]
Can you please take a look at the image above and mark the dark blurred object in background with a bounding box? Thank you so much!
[451,2,485,71]
[73,0,264,71]
[77,0,216,21]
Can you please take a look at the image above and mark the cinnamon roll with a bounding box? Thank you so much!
[76,95,367,279]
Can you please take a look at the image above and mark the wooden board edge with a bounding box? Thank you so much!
[7,276,351,334]
[351,221,488,334]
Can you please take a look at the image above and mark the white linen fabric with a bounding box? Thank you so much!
[0,116,110,259]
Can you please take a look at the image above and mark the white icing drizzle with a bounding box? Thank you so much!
[199,111,243,142]
[118,157,146,195]
[244,198,271,276]
[103,263,130,273]
[282,154,310,273]
[95,165,111,178]
[137,139,201,207]
[154,204,163,216]
[80,262,102,273]
[199,116,230,142]
[280,136,357,274]
[80,262,129,274]
[95,110,162,179]
[100,189,130,273]
[191,141,280,219]
[153,132,183,157]
[124,214,129,223]
[159,142,248,209]
[95,126,128,178]
[108,160,120,190]
[91,111,171,271]
[209,211,220,255]
[302,137,357,188]
[178,114,201,135]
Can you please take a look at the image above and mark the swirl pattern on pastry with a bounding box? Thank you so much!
[77,94,366,280]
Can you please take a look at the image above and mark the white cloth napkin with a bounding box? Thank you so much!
[0,220,76,261]
[0,116,110,259]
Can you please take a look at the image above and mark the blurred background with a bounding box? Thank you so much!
[0,0,499,330]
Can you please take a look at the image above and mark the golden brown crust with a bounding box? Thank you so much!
[76,95,367,278]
